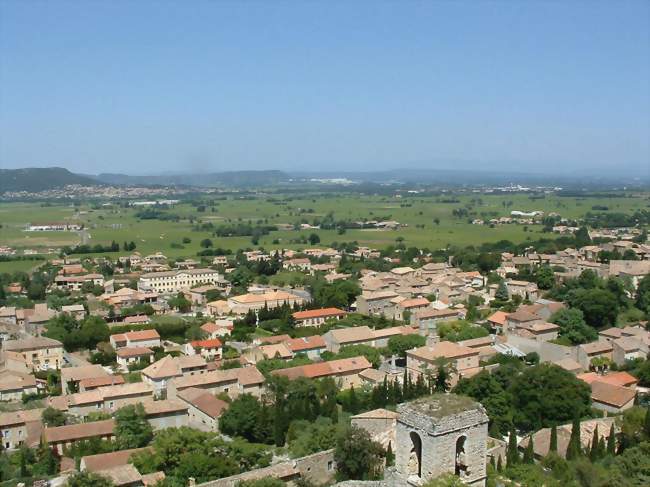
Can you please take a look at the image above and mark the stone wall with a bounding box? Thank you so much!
[196,449,335,487]
[507,334,576,363]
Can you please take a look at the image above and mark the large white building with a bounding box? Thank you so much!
[138,268,222,294]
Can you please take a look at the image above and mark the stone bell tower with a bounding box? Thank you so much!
[394,394,489,486]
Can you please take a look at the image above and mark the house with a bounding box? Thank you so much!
[54,273,104,291]
[292,307,347,327]
[225,290,305,315]
[612,337,648,366]
[141,355,208,396]
[187,285,221,305]
[577,371,638,389]
[43,419,115,455]
[200,320,233,338]
[0,408,43,450]
[372,326,418,348]
[608,260,650,288]
[486,311,509,335]
[506,280,539,301]
[284,335,327,359]
[272,356,372,389]
[512,321,560,342]
[393,297,430,321]
[116,347,154,372]
[110,329,161,350]
[283,258,312,271]
[0,371,38,401]
[406,341,480,386]
[61,364,111,394]
[138,268,223,294]
[350,408,399,451]
[589,381,636,414]
[177,387,229,432]
[79,375,125,392]
[168,366,265,400]
[100,382,154,413]
[257,343,294,361]
[323,326,375,353]
[413,308,463,335]
[184,338,223,360]
[2,336,64,371]
[61,304,86,320]
[80,447,150,473]
[143,399,189,430]
[100,287,158,311]
[356,291,399,316]
[577,342,614,370]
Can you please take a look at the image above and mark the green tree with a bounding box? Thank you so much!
[535,265,555,290]
[506,427,519,465]
[219,393,268,443]
[308,233,320,245]
[509,364,591,432]
[495,281,509,301]
[114,403,153,449]
[388,334,426,357]
[334,425,385,481]
[66,471,114,487]
[550,308,597,345]
[566,417,582,460]
[569,288,619,329]
[607,423,616,455]
[42,406,66,427]
[523,435,534,464]
[423,473,465,486]
[549,424,558,453]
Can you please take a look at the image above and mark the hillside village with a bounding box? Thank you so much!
[0,225,649,487]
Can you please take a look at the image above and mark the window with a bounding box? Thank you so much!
[327,461,333,471]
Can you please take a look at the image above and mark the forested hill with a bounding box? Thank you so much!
[0,167,98,192]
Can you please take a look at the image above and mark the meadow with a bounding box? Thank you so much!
[0,191,648,273]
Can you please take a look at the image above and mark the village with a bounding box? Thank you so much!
[0,221,649,486]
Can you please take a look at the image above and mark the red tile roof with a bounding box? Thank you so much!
[292,307,346,320]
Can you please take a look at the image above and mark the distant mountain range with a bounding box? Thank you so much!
[92,170,288,187]
[0,167,98,192]
[0,166,646,193]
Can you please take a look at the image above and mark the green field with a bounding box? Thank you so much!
[0,192,648,266]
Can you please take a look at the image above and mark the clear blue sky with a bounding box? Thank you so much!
[1,1,648,176]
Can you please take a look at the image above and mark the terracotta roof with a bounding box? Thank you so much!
[96,464,143,486]
[351,408,399,420]
[417,308,461,319]
[613,337,643,352]
[579,341,613,355]
[99,382,153,399]
[506,310,539,323]
[44,419,115,443]
[487,311,509,326]
[372,326,417,339]
[80,375,125,390]
[172,366,265,390]
[408,341,478,361]
[259,343,293,359]
[328,326,374,344]
[292,307,346,320]
[61,364,110,383]
[398,298,430,309]
[554,358,583,373]
[190,338,222,349]
[82,447,150,472]
[590,381,636,408]
[124,329,160,341]
[116,347,153,359]
[272,356,371,380]
[578,371,638,388]
[3,336,62,351]
[142,399,187,415]
[0,408,44,428]
[284,335,326,352]
[230,290,299,304]
[177,387,229,419]
[258,334,292,345]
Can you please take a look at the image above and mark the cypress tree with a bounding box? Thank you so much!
[566,417,582,460]
[348,386,360,414]
[549,424,558,453]
[606,424,616,455]
[489,421,501,439]
[506,427,519,465]
[523,435,535,464]
[589,426,600,461]
[496,455,503,472]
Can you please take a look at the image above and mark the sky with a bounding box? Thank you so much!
[1,1,649,176]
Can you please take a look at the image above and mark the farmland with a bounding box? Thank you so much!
[1,191,648,273]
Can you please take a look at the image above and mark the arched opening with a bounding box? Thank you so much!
[455,435,467,476]
[408,431,422,477]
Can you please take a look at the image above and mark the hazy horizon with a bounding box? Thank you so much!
[1,1,649,177]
